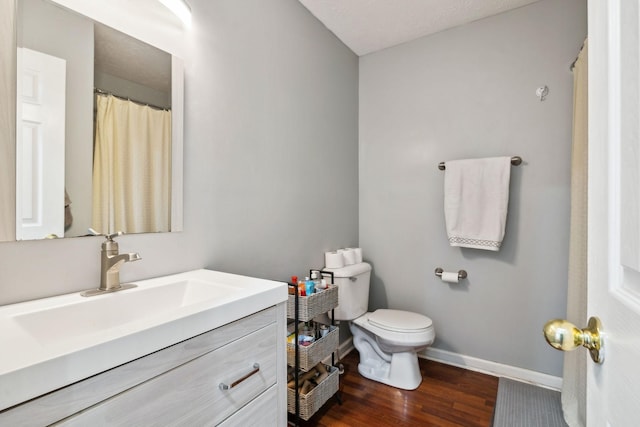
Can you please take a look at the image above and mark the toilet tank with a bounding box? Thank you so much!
[324,262,372,321]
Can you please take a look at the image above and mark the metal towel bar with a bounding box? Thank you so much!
[438,156,522,170]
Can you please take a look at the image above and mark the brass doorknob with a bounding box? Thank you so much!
[543,316,604,364]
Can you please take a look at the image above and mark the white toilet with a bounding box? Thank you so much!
[325,262,435,390]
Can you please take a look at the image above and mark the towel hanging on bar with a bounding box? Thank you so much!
[443,157,512,251]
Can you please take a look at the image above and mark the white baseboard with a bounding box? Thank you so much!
[329,339,561,391]
[330,339,562,391]
[337,337,355,359]
[421,347,562,391]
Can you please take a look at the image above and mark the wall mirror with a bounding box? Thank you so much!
[9,0,183,241]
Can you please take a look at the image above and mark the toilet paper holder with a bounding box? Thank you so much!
[435,268,467,280]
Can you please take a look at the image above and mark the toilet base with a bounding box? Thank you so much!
[357,351,422,390]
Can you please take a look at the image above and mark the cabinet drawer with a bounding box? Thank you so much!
[58,323,278,426]
[218,385,279,427]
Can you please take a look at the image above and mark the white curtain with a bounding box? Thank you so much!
[92,94,172,235]
[562,39,588,427]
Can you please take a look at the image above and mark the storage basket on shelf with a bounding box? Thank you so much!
[287,325,339,372]
[287,285,338,322]
[287,365,339,421]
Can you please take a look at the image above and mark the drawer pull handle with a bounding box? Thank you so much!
[219,363,260,390]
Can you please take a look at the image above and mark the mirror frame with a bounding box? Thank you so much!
[169,55,184,233]
[0,0,16,242]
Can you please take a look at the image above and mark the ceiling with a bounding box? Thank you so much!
[94,22,171,93]
[298,0,543,56]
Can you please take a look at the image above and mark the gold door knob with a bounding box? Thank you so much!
[543,316,604,364]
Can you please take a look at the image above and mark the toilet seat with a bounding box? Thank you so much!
[353,310,435,348]
[368,309,432,333]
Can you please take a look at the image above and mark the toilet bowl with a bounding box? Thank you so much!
[324,261,436,390]
[350,309,434,390]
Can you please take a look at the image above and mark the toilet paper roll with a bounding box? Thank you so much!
[346,248,363,263]
[342,249,356,265]
[440,271,459,283]
[325,251,344,269]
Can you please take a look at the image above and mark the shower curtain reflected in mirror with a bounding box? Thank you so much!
[92,94,171,235]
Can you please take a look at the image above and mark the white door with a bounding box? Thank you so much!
[587,0,640,425]
[15,47,66,240]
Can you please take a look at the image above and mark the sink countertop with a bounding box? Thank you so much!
[0,269,287,411]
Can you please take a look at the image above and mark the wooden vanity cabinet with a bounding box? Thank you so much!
[0,303,287,426]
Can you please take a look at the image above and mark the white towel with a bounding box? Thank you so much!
[444,156,511,251]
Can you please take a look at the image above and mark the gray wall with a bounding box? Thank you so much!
[0,0,358,305]
[359,0,586,377]
[191,0,359,279]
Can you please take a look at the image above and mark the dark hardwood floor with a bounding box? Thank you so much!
[289,350,499,427]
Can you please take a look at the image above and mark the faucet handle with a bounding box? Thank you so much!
[105,231,124,241]
[88,228,125,241]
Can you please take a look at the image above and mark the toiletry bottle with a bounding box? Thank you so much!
[305,277,314,296]
[310,270,321,287]
[319,324,329,337]
[298,279,306,296]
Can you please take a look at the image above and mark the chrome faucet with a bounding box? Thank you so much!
[81,231,142,297]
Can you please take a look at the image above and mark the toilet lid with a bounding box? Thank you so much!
[368,309,433,332]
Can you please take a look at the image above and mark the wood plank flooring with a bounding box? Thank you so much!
[290,350,499,427]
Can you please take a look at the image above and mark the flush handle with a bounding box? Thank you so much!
[543,317,604,364]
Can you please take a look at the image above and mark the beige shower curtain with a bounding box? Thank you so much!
[92,94,172,235]
[562,39,588,427]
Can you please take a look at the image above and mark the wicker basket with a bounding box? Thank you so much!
[287,365,339,421]
[287,285,338,321]
[287,325,339,371]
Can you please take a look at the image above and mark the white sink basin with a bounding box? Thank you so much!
[0,269,287,411]
[13,279,240,345]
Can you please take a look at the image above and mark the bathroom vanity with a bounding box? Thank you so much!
[0,270,288,426]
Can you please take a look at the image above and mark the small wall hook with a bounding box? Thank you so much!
[536,85,549,101]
